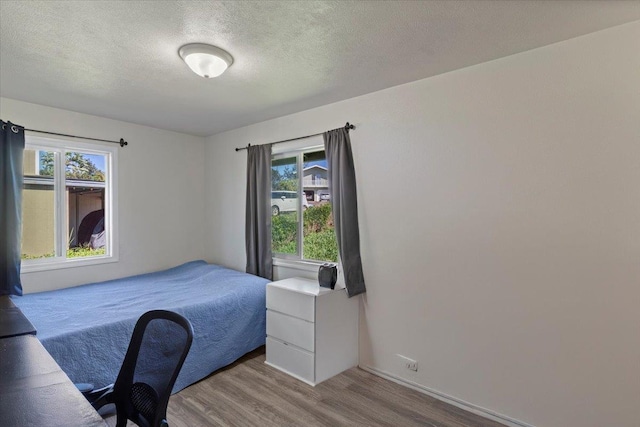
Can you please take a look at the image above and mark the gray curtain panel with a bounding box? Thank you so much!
[324,128,366,297]
[245,144,273,280]
[1,121,25,296]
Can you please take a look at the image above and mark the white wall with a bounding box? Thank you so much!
[203,22,640,427]
[1,98,206,293]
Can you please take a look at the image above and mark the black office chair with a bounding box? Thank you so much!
[84,310,193,427]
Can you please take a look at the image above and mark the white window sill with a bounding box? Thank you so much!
[21,255,118,274]
[273,257,345,290]
[272,257,329,273]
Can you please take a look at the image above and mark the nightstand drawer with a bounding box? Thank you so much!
[266,285,315,321]
[267,310,314,352]
[266,337,314,383]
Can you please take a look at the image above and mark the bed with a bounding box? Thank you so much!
[12,260,269,393]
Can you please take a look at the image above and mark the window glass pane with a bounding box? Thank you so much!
[65,151,106,181]
[302,151,338,262]
[22,150,56,259]
[271,156,299,255]
[66,152,107,258]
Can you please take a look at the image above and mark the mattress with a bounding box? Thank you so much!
[13,260,269,393]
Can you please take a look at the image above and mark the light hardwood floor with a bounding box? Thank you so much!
[106,347,505,427]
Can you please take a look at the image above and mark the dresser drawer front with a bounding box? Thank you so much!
[266,285,315,322]
[267,310,315,352]
[266,337,314,383]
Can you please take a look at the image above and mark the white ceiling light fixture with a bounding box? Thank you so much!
[178,43,234,79]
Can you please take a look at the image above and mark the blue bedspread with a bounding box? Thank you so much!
[12,261,269,393]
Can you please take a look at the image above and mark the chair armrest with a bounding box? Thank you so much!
[84,384,115,410]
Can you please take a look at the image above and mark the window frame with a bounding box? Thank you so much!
[271,138,336,265]
[21,135,119,273]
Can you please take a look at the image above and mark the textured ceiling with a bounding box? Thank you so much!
[1,1,639,137]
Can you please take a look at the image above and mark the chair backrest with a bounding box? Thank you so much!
[112,310,193,427]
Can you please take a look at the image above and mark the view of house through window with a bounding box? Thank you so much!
[22,141,113,266]
[22,149,56,259]
[271,148,338,262]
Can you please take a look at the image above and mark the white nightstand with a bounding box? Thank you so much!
[265,277,359,386]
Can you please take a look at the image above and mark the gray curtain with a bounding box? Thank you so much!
[324,128,366,297]
[1,121,25,296]
[245,144,273,280]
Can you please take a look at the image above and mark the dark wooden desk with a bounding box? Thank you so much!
[0,296,36,338]
[0,334,107,427]
[0,296,106,426]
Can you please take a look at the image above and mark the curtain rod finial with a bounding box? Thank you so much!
[119,138,128,147]
[345,122,355,131]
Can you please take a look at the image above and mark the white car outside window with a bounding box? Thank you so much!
[271,191,309,216]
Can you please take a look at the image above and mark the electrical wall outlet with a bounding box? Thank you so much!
[397,354,418,372]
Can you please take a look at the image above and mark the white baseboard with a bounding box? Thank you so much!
[359,364,534,427]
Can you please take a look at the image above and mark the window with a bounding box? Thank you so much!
[21,136,118,272]
[271,142,338,263]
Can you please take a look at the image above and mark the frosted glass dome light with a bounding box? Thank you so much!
[178,43,233,78]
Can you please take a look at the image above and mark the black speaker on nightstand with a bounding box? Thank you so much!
[318,263,337,289]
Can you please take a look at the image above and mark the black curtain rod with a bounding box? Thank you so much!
[24,128,128,147]
[235,122,355,152]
